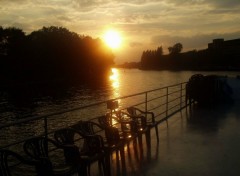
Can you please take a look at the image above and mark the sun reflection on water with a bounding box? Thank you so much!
[109,68,121,99]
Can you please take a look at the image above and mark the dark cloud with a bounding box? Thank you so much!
[205,0,240,15]
[209,8,240,14]
[70,0,111,12]
[208,0,240,8]
[165,0,240,7]
[116,0,160,5]
[57,15,72,22]
[151,31,240,51]
[71,0,161,11]
[168,0,240,10]
[0,0,30,3]
[164,0,203,5]
[129,42,143,47]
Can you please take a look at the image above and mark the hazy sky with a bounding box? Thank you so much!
[1,0,240,64]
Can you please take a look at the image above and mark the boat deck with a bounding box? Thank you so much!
[94,100,240,176]
[3,78,240,176]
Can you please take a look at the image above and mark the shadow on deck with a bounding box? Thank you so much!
[97,101,240,176]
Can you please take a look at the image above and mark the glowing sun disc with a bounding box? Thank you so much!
[103,30,122,49]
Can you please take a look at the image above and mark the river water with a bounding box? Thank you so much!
[1,68,240,124]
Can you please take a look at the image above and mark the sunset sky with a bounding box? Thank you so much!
[1,0,240,64]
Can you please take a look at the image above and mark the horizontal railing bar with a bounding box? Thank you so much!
[168,104,181,111]
[147,94,167,102]
[149,106,163,112]
[1,82,186,129]
[126,101,146,108]
[109,82,187,101]
[155,111,167,118]
[168,89,181,95]
[0,133,46,149]
[168,97,181,104]
[155,105,187,125]
[149,102,166,111]
[165,106,187,120]
[0,81,189,150]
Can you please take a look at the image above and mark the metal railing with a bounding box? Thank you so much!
[0,82,187,149]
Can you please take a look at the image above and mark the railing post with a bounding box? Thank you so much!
[166,87,169,127]
[44,117,48,138]
[145,92,148,113]
[180,83,183,109]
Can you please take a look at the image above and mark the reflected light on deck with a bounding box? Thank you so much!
[111,118,118,126]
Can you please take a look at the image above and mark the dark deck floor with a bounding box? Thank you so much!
[89,101,240,176]
[87,78,240,176]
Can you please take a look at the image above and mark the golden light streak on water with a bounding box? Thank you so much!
[110,68,120,98]
[110,68,119,88]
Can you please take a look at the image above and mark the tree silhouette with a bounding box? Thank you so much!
[0,27,27,82]
[156,46,163,57]
[140,46,164,69]
[0,26,114,86]
[0,27,25,57]
[168,43,183,55]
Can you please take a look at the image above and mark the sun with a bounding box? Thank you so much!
[103,30,122,49]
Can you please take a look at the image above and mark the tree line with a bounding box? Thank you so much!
[140,42,240,70]
[0,26,114,88]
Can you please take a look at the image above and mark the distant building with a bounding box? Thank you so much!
[208,38,240,56]
[140,37,240,71]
